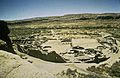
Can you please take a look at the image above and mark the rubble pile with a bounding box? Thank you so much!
[12,35,66,63]
[1,33,119,63]
[60,36,119,63]
[97,35,119,53]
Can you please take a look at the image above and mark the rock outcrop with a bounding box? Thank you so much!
[0,50,55,78]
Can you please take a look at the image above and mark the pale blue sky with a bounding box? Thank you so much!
[0,0,120,20]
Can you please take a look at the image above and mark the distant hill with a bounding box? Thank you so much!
[7,13,120,25]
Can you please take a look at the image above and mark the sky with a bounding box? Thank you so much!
[0,0,120,20]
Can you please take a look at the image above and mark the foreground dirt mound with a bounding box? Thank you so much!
[0,50,55,78]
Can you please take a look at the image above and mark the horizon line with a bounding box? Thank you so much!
[2,12,120,21]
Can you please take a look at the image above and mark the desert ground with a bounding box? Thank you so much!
[0,13,120,78]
